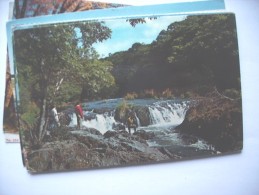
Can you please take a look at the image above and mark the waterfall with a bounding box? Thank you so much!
[83,113,117,134]
[148,101,189,126]
[67,98,216,156]
[69,99,190,134]
[134,112,141,127]
[70,111,118,134]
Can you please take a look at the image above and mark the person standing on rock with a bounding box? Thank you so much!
[50,104,60,128]
[127,114,137,134]
[75,102,84,129]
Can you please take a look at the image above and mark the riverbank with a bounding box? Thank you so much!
[26,127,181,173]
[176,95,243,153]
[23,94,242,173]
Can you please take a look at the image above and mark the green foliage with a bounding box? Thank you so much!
[109,14,241,97]
[53,82,82,105]
[14,20,112,107]
[126,17,157,27]
[117,100,132,112]
[80,59,116,100]
[14,20,112,143]
[115,100,133,121]
[152,14,240,90]
[20,102,40,127]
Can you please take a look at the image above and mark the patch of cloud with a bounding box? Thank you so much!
[94,15,186,57]
[94,39,133,58]
[143,16,185,39]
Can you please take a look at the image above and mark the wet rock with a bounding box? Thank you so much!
[27,126,173,173]
[179,134,198,145]
[133,106,151,126]
[112,123,126,131]
[27,140,90,172]
[114,107,129,123]
[133,130,155,140]
[103,130,117,138]
[158,147,182,159]
[114,105,151,126]
[85,127,102,136]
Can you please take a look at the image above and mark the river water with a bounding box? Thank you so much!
[69,98,217,158]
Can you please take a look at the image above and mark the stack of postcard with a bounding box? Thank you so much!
[3,0,126,142]
[5,0,243,173]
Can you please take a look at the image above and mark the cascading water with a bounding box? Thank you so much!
[69,99,189,133]
[68,98,216,154]
[70,111,118,134]
[148,101,189,127]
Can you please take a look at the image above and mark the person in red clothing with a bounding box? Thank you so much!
[75,102,84,129]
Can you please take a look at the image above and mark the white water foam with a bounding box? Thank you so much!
[69,100,189,134]
[189,139,216,151]
[70,112,118,134]
[148,102,188,127]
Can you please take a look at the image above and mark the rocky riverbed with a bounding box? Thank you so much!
[26,127,182,173]
[24,96,242,173]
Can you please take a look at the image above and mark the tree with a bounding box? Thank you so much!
[152,14,240,91]
[80,59,116,100]
[14,21,111,143]
[109,14,240,95]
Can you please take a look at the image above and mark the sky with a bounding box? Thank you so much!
[93,15,185,58]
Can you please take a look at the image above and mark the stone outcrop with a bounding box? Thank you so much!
[176,97,243,153]
[26,127,173,173]
[114,105,151,126]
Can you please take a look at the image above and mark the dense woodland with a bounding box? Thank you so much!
[13,13,241,143]
[108,14,240,97]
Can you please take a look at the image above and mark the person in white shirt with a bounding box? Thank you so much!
[50,105,60,127]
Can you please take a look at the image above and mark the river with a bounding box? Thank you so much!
[69,98,218,158]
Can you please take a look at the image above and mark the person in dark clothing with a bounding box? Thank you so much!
[127,114,137,134]
[75,102,84,129]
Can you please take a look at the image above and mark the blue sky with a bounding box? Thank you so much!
[93,15,185,58]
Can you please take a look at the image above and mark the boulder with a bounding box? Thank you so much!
[176,97,243,152]
[133,106,151,126]
[26,126,173,173]
[133,130,155,140]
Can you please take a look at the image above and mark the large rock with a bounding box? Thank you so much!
[176,97,243,152]
[133,106,151,126]
[27,128,172,173]
[114,105,151,126]
[27,140,90,172]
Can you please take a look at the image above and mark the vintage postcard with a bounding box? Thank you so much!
[3,0,126,143]
[3,0,226,143]
[7,3,242,173]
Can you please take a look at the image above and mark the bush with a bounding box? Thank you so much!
[20,102,40,127]
[115,100,133,122]
[124,92,138,100]
[162,88,174,99]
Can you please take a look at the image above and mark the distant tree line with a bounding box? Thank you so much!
[107,14,241,97]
